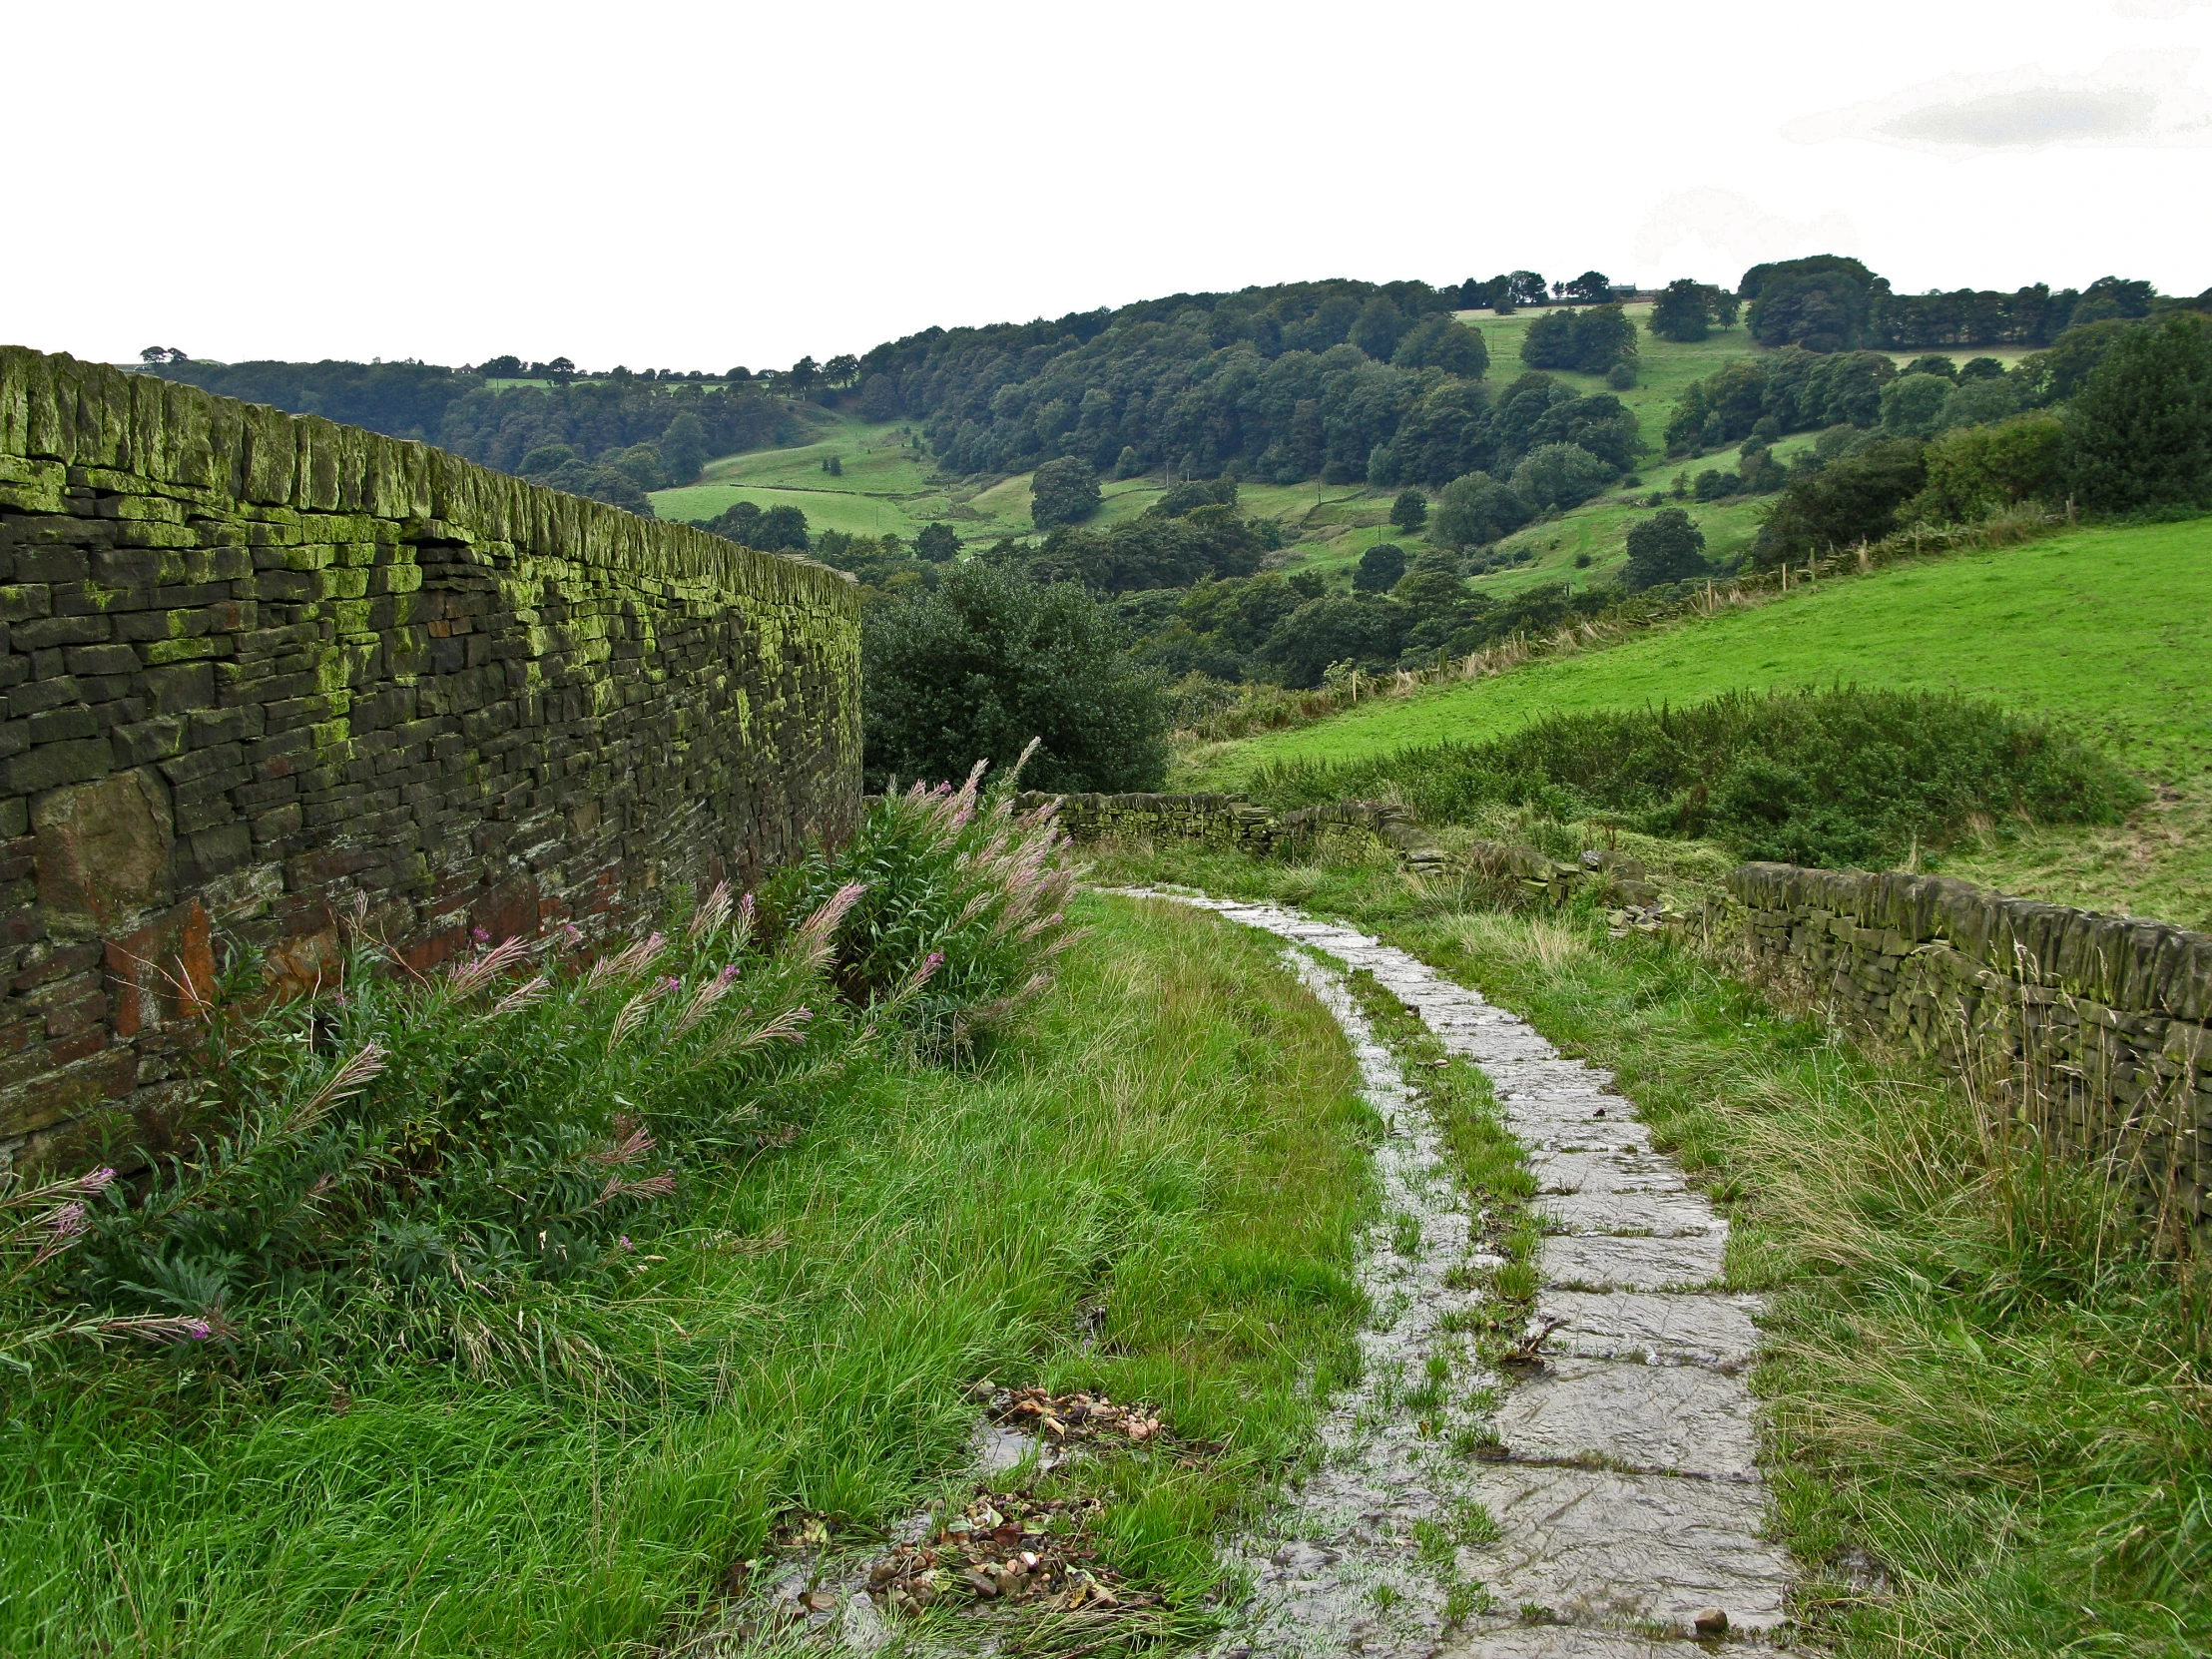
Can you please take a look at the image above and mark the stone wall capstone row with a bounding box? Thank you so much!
[0,346,860,1171]
[1724,861,2212,1235]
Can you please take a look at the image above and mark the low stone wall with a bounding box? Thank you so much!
[1727,862,2212,1232]
[1,346,861,1169]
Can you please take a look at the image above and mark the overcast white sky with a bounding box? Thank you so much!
[7,0,2209,371]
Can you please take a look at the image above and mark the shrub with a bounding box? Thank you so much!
[1391,314,1488,377]
[2064,311,2212,511]
[1432,470,1534,548]
[1880,372,1954,440]
[1253,688,2142,869]
[1521,304,1637,374]
[1510,443,1613,511]
[771,759,1078,1055]
[659,412,710,485]
[1029,456,1103,528]
[1911,411,2066,523]
[1354,541,1408,594]
[1754,437,1926,565]
[1148,476,1239,519]
[862,560,1167,793]
[1620,508,1708,591]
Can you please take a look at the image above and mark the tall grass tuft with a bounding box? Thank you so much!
[771,746,1080,1056]
[1,766,1081,1383]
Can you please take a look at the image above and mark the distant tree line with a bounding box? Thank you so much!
[141,357,816,517]
[1738,256,2204,352]
[845,279,1503,487]
[1752,310,2212,565]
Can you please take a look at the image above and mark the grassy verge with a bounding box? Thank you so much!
[1339,971,1542,1388]
[1085,838,2212,1657]
[0,895,1373,1658]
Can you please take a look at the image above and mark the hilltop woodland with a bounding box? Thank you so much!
[141,261,2212,792]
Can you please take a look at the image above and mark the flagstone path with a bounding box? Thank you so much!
[1114,891,1798,1657]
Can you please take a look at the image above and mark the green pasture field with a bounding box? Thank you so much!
[650,412,1045,542]
[0,898,1373,1657]
[1187,518,2212,924]
[651,481,930,540]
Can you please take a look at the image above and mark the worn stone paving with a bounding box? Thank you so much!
[1113,890,1797,1657]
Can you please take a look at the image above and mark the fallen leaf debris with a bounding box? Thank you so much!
[865,1488,1156,1620]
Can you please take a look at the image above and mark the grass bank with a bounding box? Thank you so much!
[1084,838,2212,1657]
[1188,517,2212,926]
[0,896,1372,1657]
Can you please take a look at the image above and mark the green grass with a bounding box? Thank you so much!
[1187,518,2212,923]
[1080,837,2212,1659]
[0,896,1373,1657]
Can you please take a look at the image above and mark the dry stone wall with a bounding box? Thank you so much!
[1727,862,2212,1233]
[0,346,860,1170]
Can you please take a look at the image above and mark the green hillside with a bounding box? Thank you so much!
[1190,519,2212,924]
[650,300,1781,586]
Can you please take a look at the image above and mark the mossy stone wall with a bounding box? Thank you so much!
[1727,861,2212,1234]
[0,346,859,1168]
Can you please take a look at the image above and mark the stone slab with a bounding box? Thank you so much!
[1441,1626,1707,1657]
[1492,1358,1761,1480]
[1539,1188,1723,1239]
[1510,1117,1658,1154]
[1528,1149,1688,1196]
[1534,1291,1764,1370]
[1541,1232,1728,1291]
[1456,1464,1794,1632]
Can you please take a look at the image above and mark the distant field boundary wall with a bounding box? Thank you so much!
[1727,862,2212,1236]
[0,346,860,1168]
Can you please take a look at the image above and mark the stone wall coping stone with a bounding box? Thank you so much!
[0,347,856,613]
